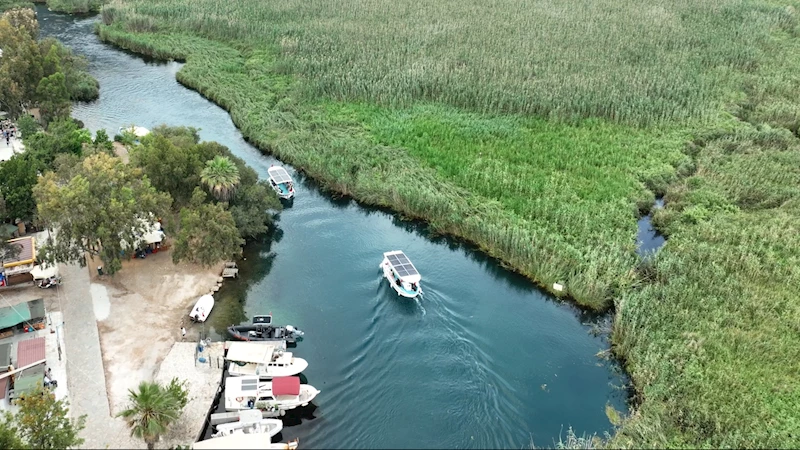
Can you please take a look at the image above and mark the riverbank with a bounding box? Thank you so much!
[92,2,800,447]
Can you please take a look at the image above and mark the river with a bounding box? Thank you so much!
[38,7,627,448]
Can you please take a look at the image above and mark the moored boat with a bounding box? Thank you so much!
[224,375,319,413]
[227,315,304,344]
[268,165,295,200]
[380,250,422,298]
[193,433,299,450]
[227,341,309,379]
[212,409,283,438]
[189,294,215,322]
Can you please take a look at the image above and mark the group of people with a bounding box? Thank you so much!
[1,120,18,145]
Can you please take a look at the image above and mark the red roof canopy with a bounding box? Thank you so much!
[272,376,300,396]
[17,337,45,368]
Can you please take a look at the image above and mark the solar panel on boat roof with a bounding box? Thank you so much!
[269,168,292,183]
[387,253,418,277]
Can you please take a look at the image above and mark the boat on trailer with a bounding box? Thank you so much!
[380,250,422,298]
[211,409,283,438]
[189,294,215,322]
[226,341,309,379]
[268,165,295,200]
[227,315,305,344]
[224,375,320,413]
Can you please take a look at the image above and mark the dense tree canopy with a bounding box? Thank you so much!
[33,152,172,274]
[0,154,38,221]
[172,188,244,266]
[0,9,97,120]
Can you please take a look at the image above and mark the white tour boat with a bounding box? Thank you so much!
[224,375,319,413]
[227,342,309,379]
[268,165,295,200]
[193,433,299,450]
[380,250,422,298]
[212,409,283,438]
[189,294,214,322]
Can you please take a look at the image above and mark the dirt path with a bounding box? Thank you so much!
[90,249,221,415]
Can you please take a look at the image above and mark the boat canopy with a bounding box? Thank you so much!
[226,342,279,364]
[383,251,421,283]
[29,263,58,281]
[272,376,300,396]
[225,376,260,398]
[268,166,293,184]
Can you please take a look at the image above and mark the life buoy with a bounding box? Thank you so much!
[236,397,244,402]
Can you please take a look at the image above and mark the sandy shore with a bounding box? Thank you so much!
[158,342,226,448]
[90,249,222,417]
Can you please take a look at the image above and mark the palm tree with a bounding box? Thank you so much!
[118,382,181,450]
[200,156,240,201]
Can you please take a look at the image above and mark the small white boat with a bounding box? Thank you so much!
[380,250,422,298]
[268,165,295,200]
[212,410,283,438]
[224,376,319,413]
[193,433,299,450]
[118,125,150,138]
[189,294,214,322]
[227,341,309,379]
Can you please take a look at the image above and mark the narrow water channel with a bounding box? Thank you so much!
[39,7,627,448]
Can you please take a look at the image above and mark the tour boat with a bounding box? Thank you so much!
[193,433,299,450]
[212,410,283,438]
[227,341,309,379]
[189,294,215,322]
[224,376,320,413]
[268,165,295,200]
[380,250,422,298]
[227,315,304,344]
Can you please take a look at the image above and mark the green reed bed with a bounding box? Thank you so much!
[101,0,798,125]
[612,127,800,448]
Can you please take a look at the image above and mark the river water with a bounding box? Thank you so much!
[38,7,627,448]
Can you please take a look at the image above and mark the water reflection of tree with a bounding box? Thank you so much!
[206,228,279,338]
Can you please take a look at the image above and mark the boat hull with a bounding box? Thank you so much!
[224,385,320,412]
[228,357,309,379]
[190,294,215,322]
[227,325,301,344]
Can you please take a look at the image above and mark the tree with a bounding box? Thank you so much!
[0,154,39,221]
[230,181,281,238]
[15,386,85,449]
[24,118,90,166]
[36,71,70,125]
[172,188,244,266]
[118,379,188,450]
[200,156,240,201]
[0,16,43,118]
[130,134,215,206]
[15,114,38,139]
[0,411,26,449]
[33,152,172,274]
